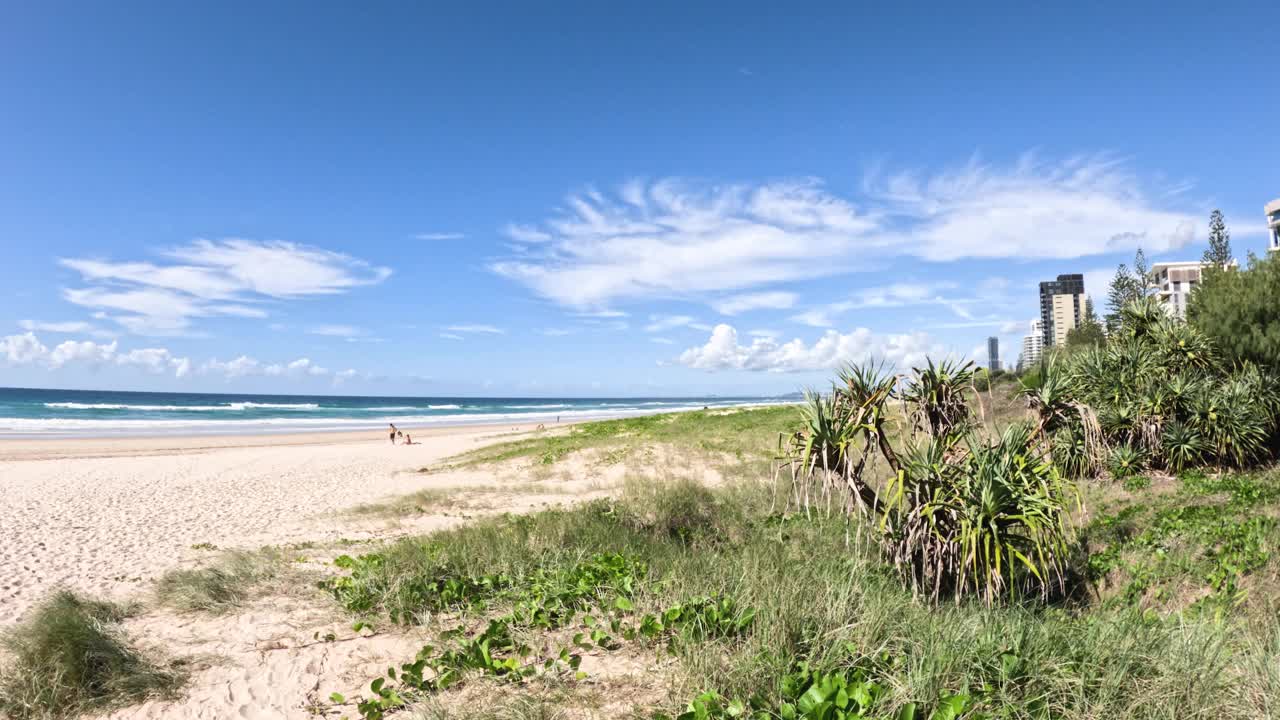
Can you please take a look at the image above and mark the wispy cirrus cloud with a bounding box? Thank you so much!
[19,319,116,339]
[711,291,798,316]
[492,155,1199,309]
[59,238,391,336]
[414,232,466,240]
[307,324,363,338]
[445,324,505,335]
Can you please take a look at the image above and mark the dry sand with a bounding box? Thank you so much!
[0,423,551,626]
[0,422,705,718]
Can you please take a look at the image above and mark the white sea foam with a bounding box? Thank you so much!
[44,402,320,412]
[503,403,572,409]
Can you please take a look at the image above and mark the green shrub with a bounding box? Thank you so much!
[1107,444,1147,480]
[0,592,181,719]
[781,362,1076,606]
[1026,296,1279,473]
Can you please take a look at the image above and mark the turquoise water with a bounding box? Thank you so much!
[0,387,786,437]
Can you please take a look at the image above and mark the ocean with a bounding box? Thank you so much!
[0,387,787,437]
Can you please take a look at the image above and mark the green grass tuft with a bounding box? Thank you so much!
[0,591,182,719]
[155,549,287,613]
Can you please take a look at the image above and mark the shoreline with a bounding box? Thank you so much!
[0,420,562,461]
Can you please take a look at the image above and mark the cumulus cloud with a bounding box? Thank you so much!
[59,238,390,335]
[48,339,118,368]
[493,156,1199,309]
[711,291,798,316]
[1,332,49,365]
[677,324,942,373]
[0,330,361,385]
[117,347,192,377]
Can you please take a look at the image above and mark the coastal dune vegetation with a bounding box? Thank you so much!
[1,295,1279,719]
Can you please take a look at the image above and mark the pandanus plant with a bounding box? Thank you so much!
[780,359,1076,607]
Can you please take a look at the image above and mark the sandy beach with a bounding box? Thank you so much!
[0,423,552,626]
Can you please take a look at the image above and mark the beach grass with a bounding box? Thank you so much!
[154,549,290,614]
[347,484,570,519]
[0,591,182,720]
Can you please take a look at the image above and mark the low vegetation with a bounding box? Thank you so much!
[446,405,795,471]
[154,549,291,614]
[1026,297,1280,478]
[321,470,1280,718]
[0,592,182,719]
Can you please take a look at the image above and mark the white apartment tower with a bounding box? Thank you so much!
[1267,198,1280,253]
[1018,319,1044,371]
[1150,261,1209,319]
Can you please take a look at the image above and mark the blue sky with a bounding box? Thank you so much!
[1,2,1276,396]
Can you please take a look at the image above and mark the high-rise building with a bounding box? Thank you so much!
[987,336,1000,373]
[1267,198,1280,253]
[1038,274,1085,347]
[1151,261,1212,318]
[1017,319,1044,371]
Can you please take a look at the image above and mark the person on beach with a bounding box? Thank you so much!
[403,433,413,445]
[389,423,398,444]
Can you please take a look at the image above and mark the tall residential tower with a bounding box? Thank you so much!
[987,336,1000,373]
[1017,319,1044,371]
[1267,197,1280,253]
[1038,273,1085,347]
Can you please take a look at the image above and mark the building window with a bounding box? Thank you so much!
[1173,281,1181,292]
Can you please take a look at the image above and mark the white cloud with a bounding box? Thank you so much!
[650,337,675,345]
[60,238,390,335]
[284,358,328,377]
[711,291,798,316]
[538,328,576,337]
[644,314,698,333]
[117,347,192,377]
[48,339,118,368]
[308,324,363,338]
[0,331,349,382]
[445,324,504,335]
[202,355,330,380]
[19,320,95,334]
[439,333,464,340]
[414,232,466,240]
[1,333,49,365]
[864,153,1198,261]
[200,355,263,379]
[503,223,553,243]
[677,324,941,373]
[493,157,1199,308]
